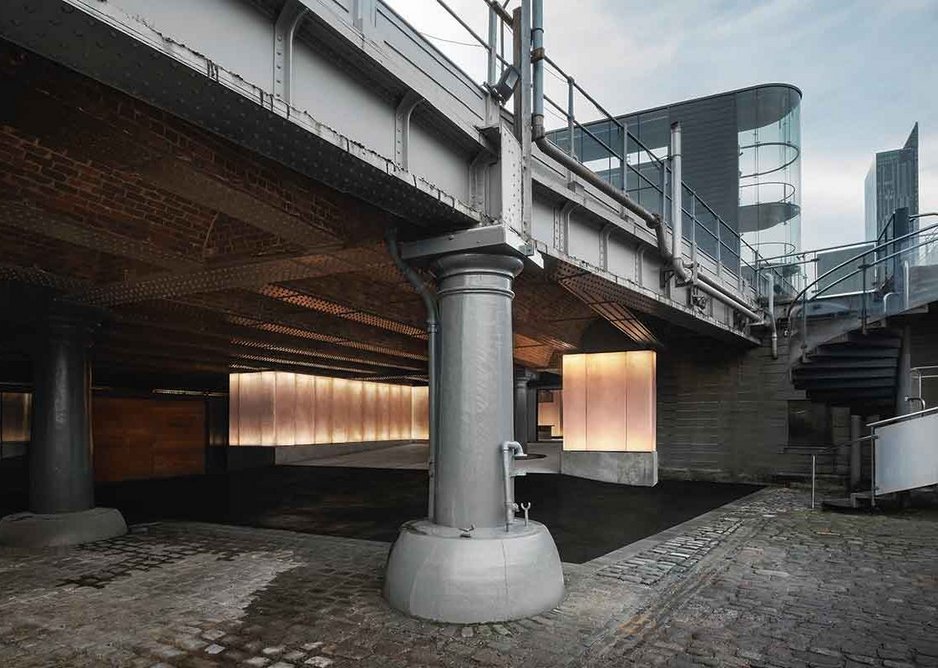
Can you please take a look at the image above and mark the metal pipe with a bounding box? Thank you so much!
[531,0,544,127]
[501,440,524,531]
[670,122,689,283]
[386,229,439,520]
[529,1,762,325]
[487,3,497,85]
[906,396,926,411]
[768,271,778,359]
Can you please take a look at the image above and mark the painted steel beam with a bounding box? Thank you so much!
[72,252,361,307]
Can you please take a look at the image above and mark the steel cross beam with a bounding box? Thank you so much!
[72,253,357,307]
[0,200,201,272]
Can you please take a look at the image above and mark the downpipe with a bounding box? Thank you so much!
[768,271,778,359]
[386,229,440,521]
[529,0,762,326]
[501,440,524,531]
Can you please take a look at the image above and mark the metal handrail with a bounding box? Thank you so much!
[428,0,794,305]
[866,405,938,430]
[785,220,938,321]
[810,234,938,302]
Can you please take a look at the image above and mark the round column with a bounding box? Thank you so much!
[29,308,96,514]
[385,252,564,623]
[0,302,126,547]
[433,253,522,529]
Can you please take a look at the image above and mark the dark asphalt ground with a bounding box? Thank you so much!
[2,460,760,563]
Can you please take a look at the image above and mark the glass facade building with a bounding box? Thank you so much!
[864,123,919,242]
[549,84,802,280]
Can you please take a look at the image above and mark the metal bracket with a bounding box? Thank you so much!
[394,91,422,170]
[599,224,614,272]
[554,201,575,255]
[273,0,308,105]
[352,0,376,36]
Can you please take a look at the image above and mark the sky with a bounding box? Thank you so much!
[385,0,937,251]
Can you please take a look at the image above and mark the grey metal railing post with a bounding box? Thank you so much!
[690,193,697,269]
[860,262,868,333]
[620,122,627,192]
[811,454,817,510]
[487,4,497,85]
[716,214,723,275]
[566,77,575,157]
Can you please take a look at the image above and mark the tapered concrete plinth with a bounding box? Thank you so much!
[0,508,127,548]
[384,519,564,623]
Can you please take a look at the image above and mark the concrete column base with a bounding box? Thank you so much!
[384,519,565,623]
[561,451,658,486]
[0,507,127,548]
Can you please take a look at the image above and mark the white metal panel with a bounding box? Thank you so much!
[108,0,274,91]
[408,122,470,201]
[292,41,396,156]
[875,412,938,495]
[567,215,601,267]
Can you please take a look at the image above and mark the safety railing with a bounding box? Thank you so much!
[859,407,938,508]
[391,0,795,305]
[785,213,938,362]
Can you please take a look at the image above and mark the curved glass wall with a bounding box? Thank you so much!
[736,86,802,259]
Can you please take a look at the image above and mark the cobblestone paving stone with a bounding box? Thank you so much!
[0,488,936,667]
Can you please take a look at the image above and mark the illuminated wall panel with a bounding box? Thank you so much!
[412,386,429,440]
[314,376,333,444]
[562,354,588,451]
[229,371,428,446]
[537,390,563,437]
[229,374,240,447]
[294,374,315,445]
[625,351,656,452]
[275,371,296,446]
[362,381,377,441]
[562,351,656,452]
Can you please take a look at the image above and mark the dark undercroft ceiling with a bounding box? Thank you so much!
[0,42,613,391]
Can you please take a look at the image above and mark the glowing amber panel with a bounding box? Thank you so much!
[537,390,563,437]
[562,351,656,453]
[412,386,429,440]
[229,372,429,446]
[562,355,588,451]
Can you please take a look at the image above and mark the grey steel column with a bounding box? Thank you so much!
[513,371,531,450]
[849,415,862,491]
[432,253,523,529]
[29,304,98,514]
[895,326,913,415]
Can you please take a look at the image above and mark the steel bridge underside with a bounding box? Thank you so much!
[0,0,764,389]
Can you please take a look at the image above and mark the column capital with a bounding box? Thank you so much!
[432,252,524,280]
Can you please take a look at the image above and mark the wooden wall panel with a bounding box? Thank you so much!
[93,397,205,482]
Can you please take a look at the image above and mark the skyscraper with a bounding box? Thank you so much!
[864,123,919,242]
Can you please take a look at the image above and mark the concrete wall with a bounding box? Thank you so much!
[657,336,848,482]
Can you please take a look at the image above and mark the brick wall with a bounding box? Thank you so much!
[657,336,849,482]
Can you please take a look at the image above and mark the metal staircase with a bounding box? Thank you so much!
[792,329,901,409]
[783,210,938,412]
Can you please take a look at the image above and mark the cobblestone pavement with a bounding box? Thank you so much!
[1,487,936,667]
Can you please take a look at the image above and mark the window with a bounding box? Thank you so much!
[787,400,831,446]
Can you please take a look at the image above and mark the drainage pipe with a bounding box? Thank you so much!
[768,271,778,359]
[669,122,690,284]
[386,229,439,520]
[529,0,761,324]
[501,440,524,531]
